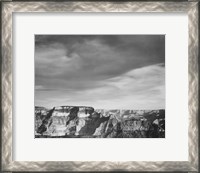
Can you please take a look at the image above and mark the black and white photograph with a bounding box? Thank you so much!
[35,35,165,138]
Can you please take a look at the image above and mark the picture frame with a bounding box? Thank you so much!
[1,1,199,172]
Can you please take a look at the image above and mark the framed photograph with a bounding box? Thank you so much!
[1,1,199,172]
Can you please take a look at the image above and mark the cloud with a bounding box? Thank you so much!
[35,64,165,109]
[35,35,165,109]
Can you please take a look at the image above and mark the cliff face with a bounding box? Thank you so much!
[35,106,165,138]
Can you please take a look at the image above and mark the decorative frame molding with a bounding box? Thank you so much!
[1,1,199,172]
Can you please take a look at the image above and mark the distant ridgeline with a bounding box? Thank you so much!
[35,106,165,138]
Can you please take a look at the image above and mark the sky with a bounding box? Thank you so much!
[35,35,165,109]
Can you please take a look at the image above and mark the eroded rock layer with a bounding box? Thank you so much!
[35,106,165,138]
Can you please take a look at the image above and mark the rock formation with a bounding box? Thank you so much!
[35,106,165,138]
[36,107,55,135]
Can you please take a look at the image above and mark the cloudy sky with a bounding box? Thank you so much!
[35,35,165,109]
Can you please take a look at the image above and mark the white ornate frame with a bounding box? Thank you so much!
[1,1,199,172]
